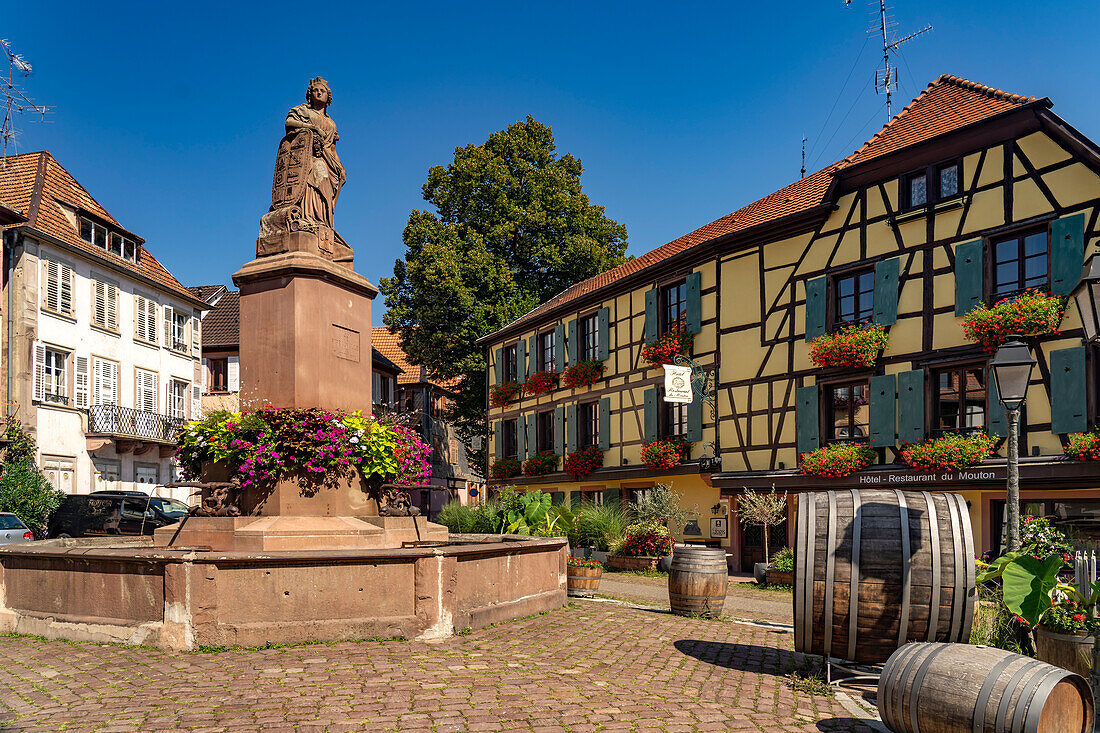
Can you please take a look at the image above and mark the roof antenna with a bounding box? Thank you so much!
[871,1,932,120]
[1,40,51,165]
[800,135,806,179]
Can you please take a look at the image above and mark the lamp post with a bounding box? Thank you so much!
[989,336,1036,552]
[1071,252,1100,343]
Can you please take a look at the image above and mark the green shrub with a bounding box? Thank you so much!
[572,501,631,552]
[630,482,688,533]
[770,546,794,573]
[0,459,63,536]
[969,584,1028,656]
[437,500,479,532]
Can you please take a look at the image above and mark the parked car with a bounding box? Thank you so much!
[0,513,34,545]
[46,491,190,538]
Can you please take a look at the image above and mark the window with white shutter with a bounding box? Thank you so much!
[41,260,74,317]
[75,356,90,409]
[134,296,158,344]
[92,279,119,331]
[228,355,239,392]
[168,380,187,419]
[192,316,202,357]
[93,358,119,406]
[33,342,45,401]
[191,384,202,420]
[136,369,158,413]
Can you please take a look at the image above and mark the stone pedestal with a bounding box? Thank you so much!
[233,250,377,413]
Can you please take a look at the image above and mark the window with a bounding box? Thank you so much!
[537,410,555,453]
[93,358,119,406]
[92,279,119,331]
[832,269,874,327]
[580,313,599,362]
[933,365,987,433]
[661,280,687,334]
[539,330,556,372]
[992,229,1048,300]
[80,217,136,263]
[135,369,158,413]
[134,295,159,345]
[503,343,518,383]
[41,260,74,317]
[169,310,188,352]
[169,380,188,420]
[502,419,518,459]
[34,345,69,405]
[374,374,394,406]
[825,381,869,442]
[207,357,228,392]
[431,393,446,418]
[902,160,961,210]
[662,395,687,438]
[579,402,599,447]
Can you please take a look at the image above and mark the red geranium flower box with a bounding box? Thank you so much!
[808,324,889,368]
[641,328,694,367]
[561,360,605,389]
[641,438,690,471]
[489,381,523,408]
[523,370,558,396]
[799,442,875,478]
[564,445,604,478]
[961,289,1065,350]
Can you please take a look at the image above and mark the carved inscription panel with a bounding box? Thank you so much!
[330,324,361,363]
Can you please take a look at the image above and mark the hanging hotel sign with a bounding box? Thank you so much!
[663,364,694,403]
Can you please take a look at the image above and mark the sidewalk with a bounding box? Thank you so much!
[597,571,794,624]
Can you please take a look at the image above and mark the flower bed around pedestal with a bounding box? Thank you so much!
[799,442,875,478]
[900,432,996,471]
[808,324,889,368]
[961,289,1065,350]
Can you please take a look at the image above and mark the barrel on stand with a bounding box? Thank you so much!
[668,546,727,618]
[878,642,1093,733]
[793,489,975,664]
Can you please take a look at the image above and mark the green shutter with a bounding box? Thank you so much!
[644,288,658,341]
[554,324,565,373]
[597,307,610,361]
[566,403,578,454]
[873,257,900,326]
[868,374,896,448]
[896,370,925,444]
[554,406,565,456]
[512,344,521,380]
[1050,346,1087,434]
[686,271,702,334]
[517,339,526,379]
[494,421,502,460]
[795,385,819,454]
[987,377,1007,439]
[644,387,658,441]
[567,319,578,367]
[526,414,537,455]
[804,277,826,341]
[602,488,620,507]
[954,240,983,316]
[494,347,503,385]
[598,396,611,450]
[1051,213,1086,296]
[528,334,538,375]
[517,417,527,458]
[686,389,703,442]
[551,491,565,505]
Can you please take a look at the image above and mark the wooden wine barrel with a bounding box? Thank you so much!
[668,546,727,618]
[878,642,1094,733]
[793,489,975,664]
[566,566,602,598]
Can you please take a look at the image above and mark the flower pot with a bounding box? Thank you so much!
[753,562,770,584]
[1035,625,1094,677]
[765,568,793,587]
[607,555,661,572]
[566,565,603,598]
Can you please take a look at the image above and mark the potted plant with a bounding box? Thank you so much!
[765,546,794,587]
[523,370,558,396]
[566,556,604,598]
[642,438,691,471]
[563,446,603,479]
[489,381,523,408]
[571,501,629,563]
[561,360,606,389]
[607,520,674,572]
[522,450,559,477]
[961,289,1065,350]
[798,442,875,478]
[737,487,786,582]
[490,457,522,480]
[900,432,996,471]
[641,328,694,367]
[630,482,692,571]
[808,324,889,368]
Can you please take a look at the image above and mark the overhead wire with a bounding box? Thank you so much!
[809,76,872,171]
[805,35,871,167]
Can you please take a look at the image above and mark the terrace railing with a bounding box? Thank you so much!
[87,404,186,443]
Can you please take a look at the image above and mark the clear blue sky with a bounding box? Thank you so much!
[7,1,1100,324]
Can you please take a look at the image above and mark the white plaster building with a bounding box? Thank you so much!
[1,152,207,503]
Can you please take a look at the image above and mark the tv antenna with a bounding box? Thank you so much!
[1,39,51,163]
[800,135,806,179]
[868,1,931,120]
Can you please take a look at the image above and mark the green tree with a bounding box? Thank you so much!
[381,117,629,473]
[0,420,63,535]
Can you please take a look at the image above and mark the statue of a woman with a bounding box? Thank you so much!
[282,77,345,228]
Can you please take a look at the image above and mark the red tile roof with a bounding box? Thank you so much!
[200,290,240,349]
[372,327,459,389]
[0,151,202,304]
[488,75,1038,338]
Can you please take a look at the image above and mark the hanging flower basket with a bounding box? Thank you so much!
[490,457,522,480]
[961,289,1065,350]
[641,328,694,367]
[522,450,559,476]
[564,445,604,478]
[799,442,875,478]
[1065,429,1100,461]
[523,370,558,396]
[808,324,889,368]
[489,381,523,408]
[561,360,606,389]
[900,432,996,472]
[641,437,691,471]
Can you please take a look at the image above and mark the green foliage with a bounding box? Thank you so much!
[978,551,1066,627]
[0,421,62,535]
[1020,515,1073,564]
[436,501,479,533]
[380,117,629,475]
[630,482,688,533]
[770,546,794,573]
[785,671,833,697]
[572,500,631,552]
[437,489,572,537]
[969,585,1028,655]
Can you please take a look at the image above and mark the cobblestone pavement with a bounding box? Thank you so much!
[596,573,793,625]
[0,602,874,732]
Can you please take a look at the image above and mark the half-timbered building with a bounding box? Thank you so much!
[480,75,1100,570]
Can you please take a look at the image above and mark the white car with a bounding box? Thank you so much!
[0,512,34,545]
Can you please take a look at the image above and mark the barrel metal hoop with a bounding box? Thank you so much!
[803,493,817,654]
[953,493,977,641]
[947,493,965,642]
[823,491,838,658]
[895,489,912,648]
[973,655,1023,733]
[880,642,915,733]
[847,489,862,663]
[908,642,954,733]
[995,659,1037,733]
[1009,663,1056,733]
[892,642,932,730]
[794,493,805,652]
[923,492,941,641]
[1023,668,1066,733]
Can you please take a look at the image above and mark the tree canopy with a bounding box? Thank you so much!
[380,116,629,474]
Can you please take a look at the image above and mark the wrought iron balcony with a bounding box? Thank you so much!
[87,404,186,443]
[41,392,71,407]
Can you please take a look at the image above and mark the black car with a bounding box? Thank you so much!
[46,491,190,538]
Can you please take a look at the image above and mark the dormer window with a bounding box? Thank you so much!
[901,159,961,211]
[80,217,137,263]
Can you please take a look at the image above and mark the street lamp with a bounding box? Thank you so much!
[1070,252,1100,342]
[989,336,1037,552]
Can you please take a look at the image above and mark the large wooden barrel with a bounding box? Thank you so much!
[878,642,1094,733]
[793,489,975,664]
[668,546,727,618]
